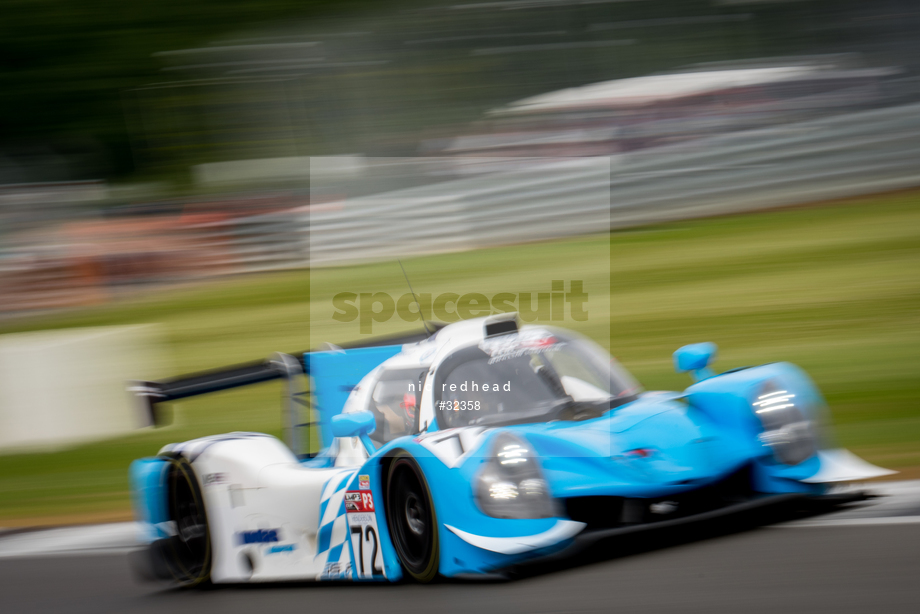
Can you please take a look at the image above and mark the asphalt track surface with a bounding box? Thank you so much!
[2,483,919,614]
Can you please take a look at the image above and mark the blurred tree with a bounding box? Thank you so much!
[0,0,362,179]
[1,0,914,182]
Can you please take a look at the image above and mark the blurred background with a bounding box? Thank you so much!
[0,0,919,526]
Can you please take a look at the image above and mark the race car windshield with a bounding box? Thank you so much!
[434,328,640,429]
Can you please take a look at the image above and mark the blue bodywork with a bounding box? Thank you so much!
[130,340,835,581]
[307,346,403,449]
[305,346,829,578]
[129,458,171,543]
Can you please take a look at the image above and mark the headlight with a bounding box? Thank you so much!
[475,433,557,519]
[753,383,817,465]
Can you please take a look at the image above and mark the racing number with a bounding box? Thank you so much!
[350,524,383,577]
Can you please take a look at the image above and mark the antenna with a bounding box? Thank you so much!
[398,259,433,337]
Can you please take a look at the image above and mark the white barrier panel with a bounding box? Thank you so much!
[0,325,168,453]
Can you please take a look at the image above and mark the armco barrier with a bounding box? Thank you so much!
[305,103,920,266]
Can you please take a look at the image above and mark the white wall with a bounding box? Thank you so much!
[0,325,168,453]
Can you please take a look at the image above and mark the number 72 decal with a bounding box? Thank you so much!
[345,491,385,578]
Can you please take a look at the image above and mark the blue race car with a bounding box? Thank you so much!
[128,314,892,585]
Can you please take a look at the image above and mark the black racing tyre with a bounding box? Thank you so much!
[386,452,439,582]
[163,456,211,587]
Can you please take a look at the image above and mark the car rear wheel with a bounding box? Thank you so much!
[386,453,439,582]
[163,456,211,587]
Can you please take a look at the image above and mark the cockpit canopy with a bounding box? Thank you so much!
[366,367,426,445]
[434,327,640,428]
[365,327,640,443]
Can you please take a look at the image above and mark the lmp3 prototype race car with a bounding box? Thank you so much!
[129,314,893,586]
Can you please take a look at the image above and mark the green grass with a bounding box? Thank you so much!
[1,190,919,525]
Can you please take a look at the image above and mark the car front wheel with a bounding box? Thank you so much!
[386,452,439,582]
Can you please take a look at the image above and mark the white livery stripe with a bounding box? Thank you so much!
[321,470,354,502]
[444,520,585,555]
[321,489,347,527]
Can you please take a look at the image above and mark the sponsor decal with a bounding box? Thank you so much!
[359,474,371,490]
[203,473,227,486]
[480,329,563,364]
[321,561,352,579]
[265,544,295,555]
[237,528,280,545]
[322,562,341,577]
[346,506,385,578]
[345,490,375,513]
[345,492,361,512]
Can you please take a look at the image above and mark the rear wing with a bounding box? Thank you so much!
[130,325,441,457]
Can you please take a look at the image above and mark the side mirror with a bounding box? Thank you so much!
[673,342,717,382]
[331,411,376,438]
